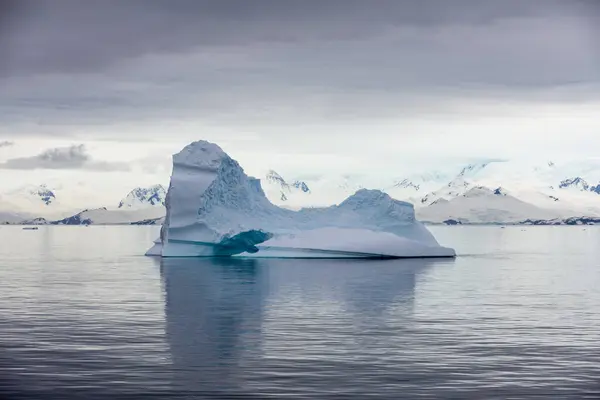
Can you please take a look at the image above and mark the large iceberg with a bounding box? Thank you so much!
[146,141,455,259]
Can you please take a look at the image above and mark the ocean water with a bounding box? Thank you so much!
[1,225,599,399]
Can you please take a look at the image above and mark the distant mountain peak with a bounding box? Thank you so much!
[266,170,285,184]
[446,177,470,189]
[292,180,310,193]
[393,179,421,191]
[30,184,56,206]
[458,163,489,177]
[419,178,472,206]
[559,177,589,191]
[462,186,495,198]
[11,184,57,206]
[262,170,310,202]
[118,185,166,208]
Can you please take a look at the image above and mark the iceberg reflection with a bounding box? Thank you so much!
[160,257,448,395]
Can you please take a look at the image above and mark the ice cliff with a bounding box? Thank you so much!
[146,141,455,258]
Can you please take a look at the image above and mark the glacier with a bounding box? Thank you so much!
[145,140,455,259]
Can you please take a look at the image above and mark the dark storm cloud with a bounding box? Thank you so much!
[0,144,129,170]
[2,0,598,80]
[0,0,526,76]
[0,0,599,133]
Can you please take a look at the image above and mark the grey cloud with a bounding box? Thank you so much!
[0,144,130,170]
[0,140,14,147]
[134,154,173,175]
[0,0,599,135]
[2,0,598,79]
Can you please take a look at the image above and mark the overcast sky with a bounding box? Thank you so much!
[1,0,600,199]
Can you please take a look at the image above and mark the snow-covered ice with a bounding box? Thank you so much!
[146,140,455,259]
[118,184,166,209]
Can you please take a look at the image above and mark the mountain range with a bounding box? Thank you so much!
[118,185,166,208]
[0,183,167,225]
[259,159,600,224]
[2,159,600,225]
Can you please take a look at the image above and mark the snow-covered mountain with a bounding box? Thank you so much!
[3,184,56,207]
[0,184,77,221]
[261,170,312,208]
[27,184,56,205]
[413,160,600,223]
[0,183,168,224]
[34,184,169,225]
[23,207,166,225]
[419,177,472,206]
[558,177,600,194]
[385,170,455,204]
[0,211,29,224]
[118,184,166,209]
[3,158,600,225]
[417,186,565,224]
[259,168,454,210]
[259,159,600,223]
[559,177,590,191]
[53,207,165,225]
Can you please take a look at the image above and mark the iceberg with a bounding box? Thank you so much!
[145,141,455,259]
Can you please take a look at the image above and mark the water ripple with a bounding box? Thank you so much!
[1,226,600,399]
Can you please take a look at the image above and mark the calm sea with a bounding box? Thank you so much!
[1,225,599,399]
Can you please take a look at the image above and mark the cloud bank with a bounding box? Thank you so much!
[1,0,598,130]
[0,144,130,171]
[0,0,598,168]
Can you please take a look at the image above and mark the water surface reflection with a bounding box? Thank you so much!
[160,257,438,398]
[4,225,599,398]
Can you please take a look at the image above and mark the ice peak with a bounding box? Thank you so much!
[173,140,228,169]
[340,189,411,209]
[266,170,285,184]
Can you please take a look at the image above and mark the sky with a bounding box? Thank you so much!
[1,0,599,205]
